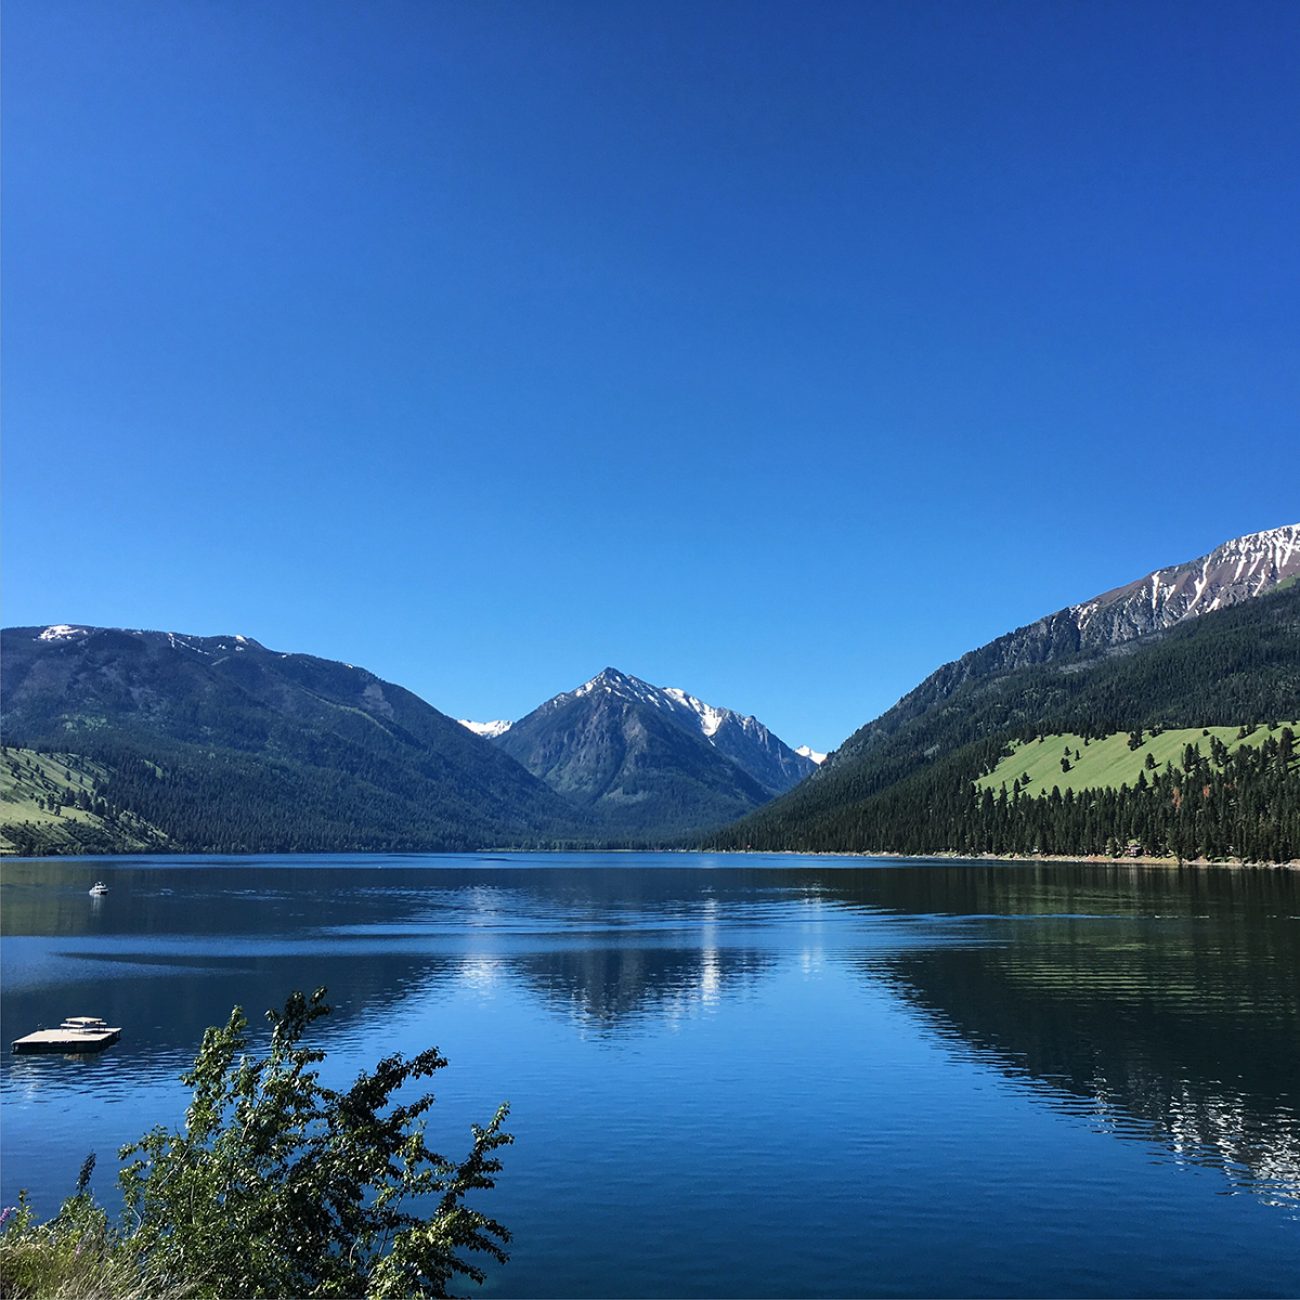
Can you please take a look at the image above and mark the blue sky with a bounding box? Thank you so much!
[3,0,1297,751]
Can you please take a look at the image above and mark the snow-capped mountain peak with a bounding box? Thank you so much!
[571,670,746,737]
[795,745,827,765]
[530,667,817,795]
[459,718,513,740]
[572,667,664,706]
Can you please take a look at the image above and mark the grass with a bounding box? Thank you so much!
[976,723,1299,797]
[0,747,167,855]
[0,1226,149,1300]
[0,1194,195,1300]
[1,749,105,826]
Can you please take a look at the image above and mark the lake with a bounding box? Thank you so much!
[2,852,1298,1297]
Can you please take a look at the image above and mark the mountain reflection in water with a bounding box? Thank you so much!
[830,862,1300,1212]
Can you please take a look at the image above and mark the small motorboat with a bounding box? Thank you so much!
[88,882,108,896]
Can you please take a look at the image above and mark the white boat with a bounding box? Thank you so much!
[88,882,108,896]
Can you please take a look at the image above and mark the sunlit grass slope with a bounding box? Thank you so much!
[0,746,169,854]
[977,724,1299,797]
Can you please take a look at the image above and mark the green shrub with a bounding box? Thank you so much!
[1,992,512,1298]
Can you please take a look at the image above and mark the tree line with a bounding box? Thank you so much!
[718,727,1298,863]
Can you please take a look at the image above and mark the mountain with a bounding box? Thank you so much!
[1,625,587,854]
[795,745,827,765]
[459,719,513,740]
[846,526,1300,746]
[1070,524,1299,643]
[495,668,815,838]
[712,526,1300,862]
[655,682,817,794]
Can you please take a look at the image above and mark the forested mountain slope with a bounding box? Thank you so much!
[1,626,588,853]
[712,570,1300,861]
[0,746,172,856]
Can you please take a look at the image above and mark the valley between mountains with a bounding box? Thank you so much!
[3,524,1299,862]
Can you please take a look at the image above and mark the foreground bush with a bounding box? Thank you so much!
[1,990,512,1298]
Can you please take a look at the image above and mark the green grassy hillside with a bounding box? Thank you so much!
[0,746,171,855]
[977,724,1300,797]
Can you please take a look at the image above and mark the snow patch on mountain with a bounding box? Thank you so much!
[1068,522,1300,642]
[795,745,827,765]
[460,719,513,740]
[662,686,727,737]
[38,625,88,642]
[573,670,747,740]
[166,632,212,656]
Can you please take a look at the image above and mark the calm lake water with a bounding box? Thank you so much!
[2,852,1298,1298]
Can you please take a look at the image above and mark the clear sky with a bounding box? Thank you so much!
[3,0,1297,752]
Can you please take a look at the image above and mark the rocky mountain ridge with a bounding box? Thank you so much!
[1069,524,1300,646]
[829,523,1300,772]
[495,668,814,838]
[525,668,815,795]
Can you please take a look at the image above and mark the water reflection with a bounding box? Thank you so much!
[0,859,800,1070]
[511,942,774,1034]
[824,863,1300,1212]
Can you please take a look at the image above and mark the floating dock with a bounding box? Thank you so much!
[12,1016,121,1055]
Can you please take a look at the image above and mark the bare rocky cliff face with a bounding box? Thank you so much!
[1070,525,1300,646]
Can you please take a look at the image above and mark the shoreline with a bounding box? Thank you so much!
[4,844,1298,869]
[709,847,1300,869]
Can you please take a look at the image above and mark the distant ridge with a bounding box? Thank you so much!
[460,719,513,740]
